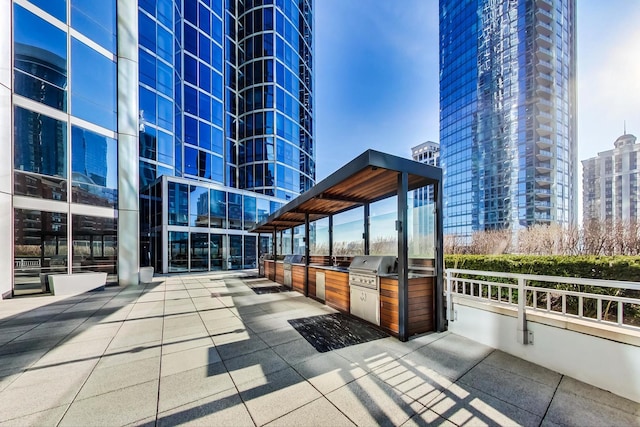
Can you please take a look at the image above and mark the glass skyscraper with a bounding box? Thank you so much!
[439,0,577,238]
[1,0,314,297]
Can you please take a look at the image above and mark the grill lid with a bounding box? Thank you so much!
[283,254,305,264]
[348,256,396,275]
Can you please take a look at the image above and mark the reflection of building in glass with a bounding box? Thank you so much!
[582,133,640,223]
[411,142,439,253]
[440,0,577,239]
[2,0,315,297]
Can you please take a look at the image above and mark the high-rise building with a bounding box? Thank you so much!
[1,0,314,297]
[582,133,640,223]
[439,0,577,238]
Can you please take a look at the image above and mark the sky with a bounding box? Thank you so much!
[313,1,640,183]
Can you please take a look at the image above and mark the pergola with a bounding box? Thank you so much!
[250,149,445,340]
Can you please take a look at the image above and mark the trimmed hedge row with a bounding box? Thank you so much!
[444,255,640,282]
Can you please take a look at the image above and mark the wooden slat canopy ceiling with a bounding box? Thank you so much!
[250,149,442,234]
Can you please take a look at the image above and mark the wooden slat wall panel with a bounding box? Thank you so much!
[307,267,317,297]
[264,260,275,281]
[380,278,399,334]
[379,276,435,337]
[292,265,305,293]
[309,256,329,265]
[275,262,284,285]
[324,270,349,312]
[408,276,434,335]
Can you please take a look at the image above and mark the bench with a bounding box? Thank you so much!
[48,272,107,296]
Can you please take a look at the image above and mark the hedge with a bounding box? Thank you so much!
[444,255,640,283]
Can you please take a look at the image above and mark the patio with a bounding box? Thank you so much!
[0,271,638,426]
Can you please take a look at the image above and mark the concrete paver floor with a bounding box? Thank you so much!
[0,271,638,426]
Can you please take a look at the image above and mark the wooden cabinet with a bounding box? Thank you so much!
[324,270,349,312]
[380,276,434,336]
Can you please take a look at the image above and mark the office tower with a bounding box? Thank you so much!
[439,0,577,238]
[582,133,640,223]
[2,0,314,297]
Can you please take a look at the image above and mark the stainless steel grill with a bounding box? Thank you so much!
[283,255,304,287]
[348,255,396,290]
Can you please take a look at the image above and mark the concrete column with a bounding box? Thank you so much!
[117,0,140,285]
[0,0,13,298]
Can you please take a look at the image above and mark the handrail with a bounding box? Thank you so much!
[445,269,640,338]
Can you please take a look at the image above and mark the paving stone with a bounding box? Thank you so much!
[428,383,541,427]
[373,353,452,407]
[157,387,254,427]
[458,359,557,416]
[265,396,355,427]
[410,333,493,381]
[258,326,301,347]
[237,367,322,426]
[325,373,423,427]
[161,345,220,377]
[271,337,320,365]
[481,350,562,388]
[225,347,289,386]
[77,355,160,399]
[215,333,269,361]
[0,404,68,427]
[401,408,456,427]
[158,362,235,413]
[294,351,368,395]
[60,380,159,427]
[556,376,640,416]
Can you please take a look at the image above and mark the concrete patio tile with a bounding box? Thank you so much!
[187,288,212,298]
[458,358,557,416]
[264,396,356,427]
[161,333,213,355]
[258,326,303,347]
[272,337,320,366]
[555,376,640,416]
[198,306,238,323]
[0,373,20,393]
[99,340,162,369]
[125,301,165,320]
[164,290,193,301]
[224,347,288,386]
[411,333,493,381]
[325,373,423,427]
[136,291,167,303]
[192,296,227,311]
[215,333,269,361]
[0,404,68,427]
[373,353,453,407]
[59,380,159,427]
[245,317,293,334]
[333,337,412,373]
[158,362,235,413]
[0,336,63,357]
[77,355,160,399]
[481,351,562,388]
[163,314,208,340]
[8,359,96,389]
[428,383,541,427]
[401,407,456,427]
[293,351,368,395]
[157,386,254,427]
[161,345,220,377]
[0,349,49,377]
[31,336,112,367]
[237,367,322,426]
[0,362,94,422]
[108,318,164,349]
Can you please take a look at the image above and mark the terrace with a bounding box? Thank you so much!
[0,271,638,426]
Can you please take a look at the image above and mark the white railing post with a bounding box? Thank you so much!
[517,277,532,344]
[446,270,453,322]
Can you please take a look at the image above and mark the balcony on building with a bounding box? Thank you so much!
[536,123,553,136]
[536,109,553,123]
[535,33,553,49]
[535,46,553,61]
[535,7,553,23]
[535,19,553,36]
[536,136,553,149]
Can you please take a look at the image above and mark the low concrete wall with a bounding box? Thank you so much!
[449,299,640,403]
[48,273,107,296]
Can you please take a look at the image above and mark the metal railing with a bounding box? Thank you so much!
[446,269,640,342]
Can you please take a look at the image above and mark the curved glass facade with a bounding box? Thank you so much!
[138,0,315,274]
[440,0,577,238]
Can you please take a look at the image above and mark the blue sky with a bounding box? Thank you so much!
[314,1,640,180]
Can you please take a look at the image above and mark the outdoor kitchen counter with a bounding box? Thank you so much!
[307,264,350,312]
